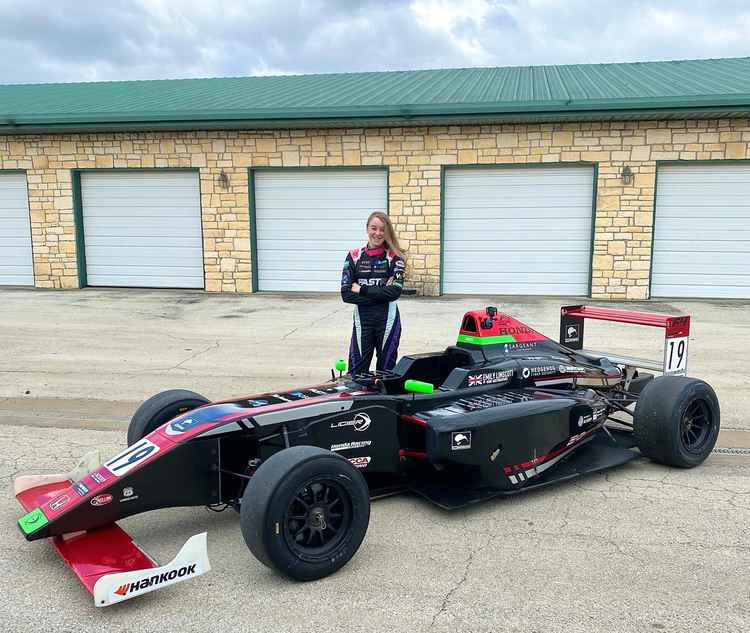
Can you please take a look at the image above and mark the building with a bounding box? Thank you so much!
[1,56,750,299]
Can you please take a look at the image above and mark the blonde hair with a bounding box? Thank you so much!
[367,211,406,260]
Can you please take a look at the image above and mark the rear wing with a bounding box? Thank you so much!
[560,305,690,375]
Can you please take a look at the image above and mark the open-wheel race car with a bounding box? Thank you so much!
[16,305,720,606]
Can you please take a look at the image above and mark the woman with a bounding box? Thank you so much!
[341,211,406,376]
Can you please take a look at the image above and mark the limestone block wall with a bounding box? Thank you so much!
[1,118,749,298]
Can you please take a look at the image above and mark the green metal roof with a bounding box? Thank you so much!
[3,56,750,133]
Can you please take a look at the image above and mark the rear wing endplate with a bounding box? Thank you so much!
[560,305,690,375]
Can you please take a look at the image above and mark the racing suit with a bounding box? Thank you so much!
[341,246,405,375]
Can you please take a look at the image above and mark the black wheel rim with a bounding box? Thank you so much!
[680,399,714,454]
[283,477,352,559]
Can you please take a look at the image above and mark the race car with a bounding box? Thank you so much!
[15,305,720,606]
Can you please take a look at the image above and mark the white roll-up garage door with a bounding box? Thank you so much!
[253,170,387,291]
[652,163,750,299]
[443,167,595,295]
[81,171,204,288]
[0,172,34,286]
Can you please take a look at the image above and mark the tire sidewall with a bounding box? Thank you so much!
[667,381,720,467]
[242,447,370,581]
[634,376,720,468]
[127,390,209,445]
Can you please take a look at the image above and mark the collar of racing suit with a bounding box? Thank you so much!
[364,245,386,256]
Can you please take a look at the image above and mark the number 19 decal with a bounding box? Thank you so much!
[664,336,688,375]
[104,439,160,476]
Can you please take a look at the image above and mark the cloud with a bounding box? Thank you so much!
[0,0,749,85]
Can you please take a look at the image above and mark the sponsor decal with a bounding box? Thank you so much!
[49,494,70,511]
[331,440,372,452]
[451,431,472,451]
[91,471,107,484]
[467,370,514,387]
[498,326,533,335]
[558,364,588,374]
[567,431,588,447]
[330,412,372,432]
[91,493,114,506]
[521,365,557,379]
[503,342,537,353]
[165,417,209,436]
[358,278,384,286]
[120,486,139,502]
[104,439,159,477]
[18,508,49,535]
[564,324,580,344]
[348,456,372,469]
[576,415,592,428]
[73,481,89,497]
[110,563,199,599]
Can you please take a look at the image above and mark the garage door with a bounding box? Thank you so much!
[253,170,387,291]
[443,167,595,295]
[81,171,204,288]
[652,164,750,299]
[0,172,33,286]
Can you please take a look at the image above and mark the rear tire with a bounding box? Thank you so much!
[634,376,720,468]
[127,389,209,445]
[240,446,370,581]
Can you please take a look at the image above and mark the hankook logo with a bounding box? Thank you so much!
[330,412,372,432]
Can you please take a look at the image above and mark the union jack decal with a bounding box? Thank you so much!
[468,374,483,386]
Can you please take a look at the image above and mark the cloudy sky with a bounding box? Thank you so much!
[1,0,749,84]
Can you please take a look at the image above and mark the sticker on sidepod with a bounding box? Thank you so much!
[104,439,160,477]
[91,493,114,507]
[49,494,70,511]
[165,417,205,436]
[451,431,472,450]
[18,508,49,535]
[348,456,371,469]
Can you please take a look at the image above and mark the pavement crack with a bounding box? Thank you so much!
[430,534,491,626]
[282,308,346,339]
[163,341,220,371]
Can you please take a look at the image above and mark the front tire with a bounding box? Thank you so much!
[127,389,209,445]
[634,376,720,468]
[240,446,370,581]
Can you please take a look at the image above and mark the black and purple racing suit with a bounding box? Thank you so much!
[341,245,405,375]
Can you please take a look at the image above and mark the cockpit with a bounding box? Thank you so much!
[351,345,478,394]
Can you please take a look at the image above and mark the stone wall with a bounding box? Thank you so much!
[1,118,749,298]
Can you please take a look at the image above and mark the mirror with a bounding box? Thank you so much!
[404,379,434,394]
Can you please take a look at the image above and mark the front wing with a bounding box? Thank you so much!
[15,458,209,607]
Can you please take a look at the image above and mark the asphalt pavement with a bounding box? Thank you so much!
[1,288,749,632]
